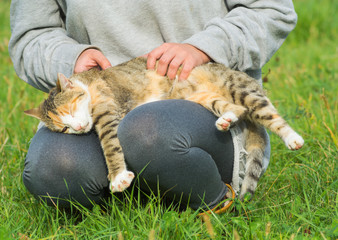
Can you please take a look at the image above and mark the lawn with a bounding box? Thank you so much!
[0,0,337,239]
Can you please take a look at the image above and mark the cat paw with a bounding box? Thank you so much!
[284,132,304,150]
[216,111,238,131]
[109,170,135,193]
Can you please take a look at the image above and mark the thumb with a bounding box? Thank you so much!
[93,50,112,70]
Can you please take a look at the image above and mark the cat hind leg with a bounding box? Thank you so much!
[187,92,247,131]
[248,99,304,151]
[283,131,304,150]
[256,111,304,150]
[215,111,239,131]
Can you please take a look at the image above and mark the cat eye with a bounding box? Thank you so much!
[61,126,69,133]
[73,93,85,101]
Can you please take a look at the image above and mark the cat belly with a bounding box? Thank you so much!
[134,96,163,109]
[141,94,166,106]
[144,96,162,103]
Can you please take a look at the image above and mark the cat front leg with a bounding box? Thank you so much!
[109,169,135,193]
[93,107,135,192]
[101,135,135,193]
[103,139,135,193]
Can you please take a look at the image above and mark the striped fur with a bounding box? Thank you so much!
[25,57,304,197]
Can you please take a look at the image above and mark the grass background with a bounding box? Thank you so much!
[0,0,337,239]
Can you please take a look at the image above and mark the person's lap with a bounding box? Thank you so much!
[23,100,234,210]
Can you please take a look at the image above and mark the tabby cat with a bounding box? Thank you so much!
[25,57,304,199]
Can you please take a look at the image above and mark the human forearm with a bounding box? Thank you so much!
[9,0,95,92]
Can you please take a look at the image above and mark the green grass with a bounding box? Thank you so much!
[1,0,337,239]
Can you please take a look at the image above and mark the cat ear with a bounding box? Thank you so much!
[24,108,42,120]
[57,73,73,91]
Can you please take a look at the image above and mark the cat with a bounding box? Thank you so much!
[25,57,304,199]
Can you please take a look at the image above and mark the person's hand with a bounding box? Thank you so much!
[145,43,211,80]
[74,49,112,73]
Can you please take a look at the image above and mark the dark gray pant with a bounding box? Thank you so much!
[23,100,234,210]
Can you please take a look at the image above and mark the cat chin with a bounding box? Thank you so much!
[84,124,93,133]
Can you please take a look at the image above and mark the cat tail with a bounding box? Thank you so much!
[239,121,267,200]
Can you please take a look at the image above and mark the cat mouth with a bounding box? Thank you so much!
[70,122,92,134]
[77,125,92,134]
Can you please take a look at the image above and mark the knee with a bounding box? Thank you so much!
[118,102,189,161]
[23,127,109,208]
[118,109,164,152]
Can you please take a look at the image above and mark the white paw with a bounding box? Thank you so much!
[216,111,238,131]
[109,170,135,193]
[284,132,304,150]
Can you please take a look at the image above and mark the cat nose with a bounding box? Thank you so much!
[74,123,88,131]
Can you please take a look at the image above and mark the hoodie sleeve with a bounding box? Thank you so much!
[183,0,297,71]
[8,0,95,92]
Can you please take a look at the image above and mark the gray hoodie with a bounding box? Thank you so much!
[9,0,297,93]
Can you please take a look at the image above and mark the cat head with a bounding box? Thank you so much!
[25,73,93,134]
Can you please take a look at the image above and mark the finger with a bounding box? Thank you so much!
[146,46,167,70]
[74,64,88,73]
[166,56,184,80]
[94,51,112,70]
[179,61,195,80]
[156,51,176,77]
[146,54,158,70]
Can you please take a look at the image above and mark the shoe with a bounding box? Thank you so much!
[198,184,235,216]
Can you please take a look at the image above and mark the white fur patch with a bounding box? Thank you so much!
[216,111,238,131]
[284,132,304,150]
[60,80,93,134]
[143,96,162,104]
[109,170,135,192]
